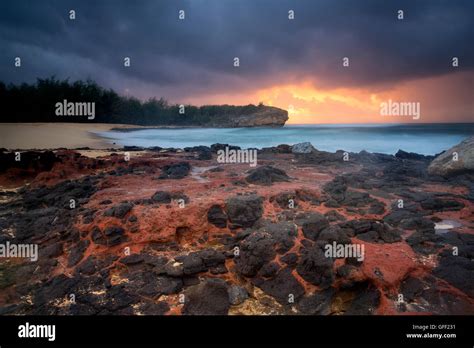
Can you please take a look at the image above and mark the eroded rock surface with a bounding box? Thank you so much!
[0,145,472,315]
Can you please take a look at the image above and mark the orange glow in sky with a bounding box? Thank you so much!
[184,71,473,124]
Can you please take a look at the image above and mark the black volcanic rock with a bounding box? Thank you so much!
[297,288,335,315]
[245,165,290,185]
[151,191,172,203]
[0,150,60,173]
[207,204,227,228]
[258,268,305,305]
[296,212,329,241]
[235,231,276,277]
[420,198,465,212]
[182,278,230,315]
[210,143,241,153]
[296,245,334,288]
[103,202,134,218]
[159,162,190,179]
[344,282,381,315]
[258,221,298,254]
[225,194,263,228]
[395,149,431,160]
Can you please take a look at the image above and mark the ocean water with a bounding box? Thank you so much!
[96,123,474,155]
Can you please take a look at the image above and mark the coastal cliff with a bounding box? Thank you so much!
[204,106,288,127]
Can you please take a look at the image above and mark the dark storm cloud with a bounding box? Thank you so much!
[0,0,473,101]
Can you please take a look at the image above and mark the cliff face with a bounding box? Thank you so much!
[206,106,288,127]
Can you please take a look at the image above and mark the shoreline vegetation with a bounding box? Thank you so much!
[0,77,288,127]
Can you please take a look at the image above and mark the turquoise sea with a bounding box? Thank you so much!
[96,123,474,155]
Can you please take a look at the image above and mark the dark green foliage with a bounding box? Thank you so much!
[0,77,263,126]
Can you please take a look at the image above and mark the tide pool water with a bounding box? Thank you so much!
[96,123,474,155]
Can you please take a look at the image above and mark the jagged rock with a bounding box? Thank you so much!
[0,150,59,173]
[280,253,298,267]
[258,221,298,254]
[245,166,290,185]
[292,142,316,154]
[196,248,226,267]
[343,283,381,315]
[184,146,212,160]
[210,143,241,153]
[323,176,347,202]
[182,278,230,315]
[103,202,134,218]
[428,136,474,177]
[182,253,207,275]
[67,239,90,267]
[434,243,474,297]
[342,219,401,244]
[406,229,442,254]
[228,285,248,305]
[103,225,126,246]
[318,225,351,244]
[296,245,333,288]
[159,162,190,179]
[40,243,63,258]
[325,210,346,222]
[420,198,464,212]
[207,205,227,228]
[235,231,276,277]
[297,288,334,315]
[296,212,329,241]
[225,194,263,228]
[124,271,183,297]
[120,254,145,265]
[151,191,172,203]
[258,262,280,278]
[270,191,297,208]
[258,268,305,305]
[137,301,170,315]
[395,150,430,161]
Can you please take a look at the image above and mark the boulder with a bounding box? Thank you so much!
[182,279,230,315]
[225,194,264,228]
[428,136,474,177]
[245,166,290,185]
[296,245,334,287]
[207,205,227,228]
[228,285,249,305]
[292,142,316,154]
[159,162,191,179]
[235,231,276,277]
[258,268,305,304]
[296,212,329,241]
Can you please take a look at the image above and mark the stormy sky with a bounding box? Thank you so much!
[1,0,473,122]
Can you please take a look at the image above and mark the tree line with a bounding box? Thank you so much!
[0,77,264,125]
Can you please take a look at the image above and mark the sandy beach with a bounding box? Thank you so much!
[0,123,137,150]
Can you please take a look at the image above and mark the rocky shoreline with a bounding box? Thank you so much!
[0,139,473,315]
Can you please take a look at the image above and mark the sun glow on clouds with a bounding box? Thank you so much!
[182,71,473,124]
[253,82,382,124]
